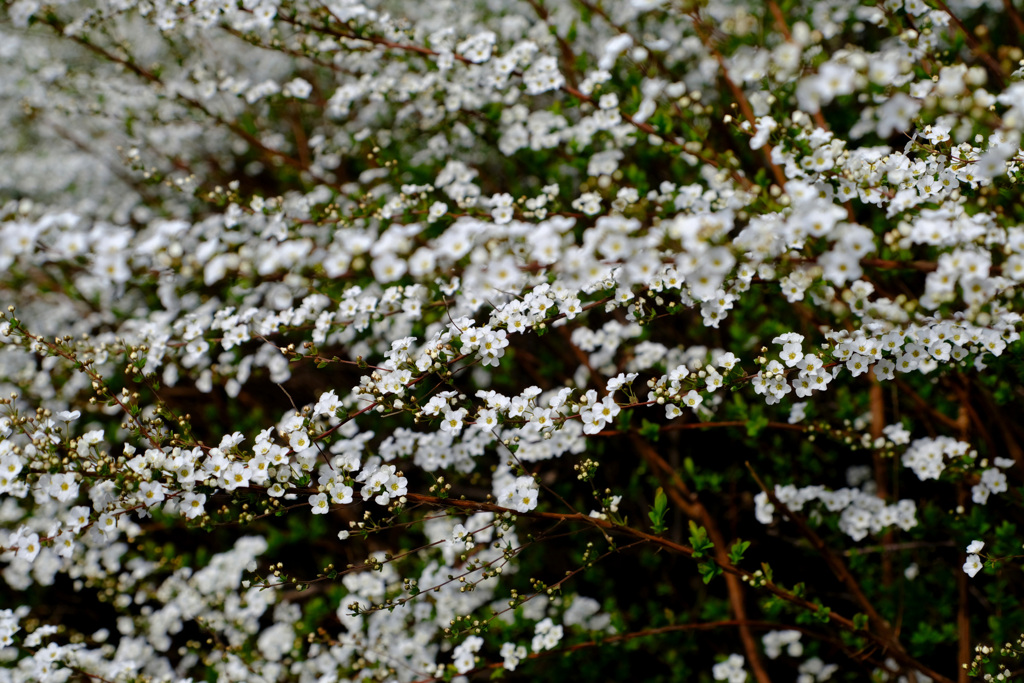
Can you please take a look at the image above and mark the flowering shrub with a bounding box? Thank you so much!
[3,0,1024,681]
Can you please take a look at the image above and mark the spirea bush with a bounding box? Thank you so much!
[3,0,1024,681]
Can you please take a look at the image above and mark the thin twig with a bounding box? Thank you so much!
[932,0,1006,89]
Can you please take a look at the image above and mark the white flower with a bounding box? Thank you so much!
[182,492,207,520]
[452,635,484,673]
[440,407,467,434]
[966,540,985,555]
[138,480,166,507]
[309,492,330,515]
[713,653,747,682]
[14,531,41,562]
[500,642,527,671]
[682,390,703,411]
[781,342,803,367]
[499,476,540,513]
[283,77,312,99]
[963,554,983,578]
[531,617,563,651]
[48,473,79,502]
[313,390,341,418]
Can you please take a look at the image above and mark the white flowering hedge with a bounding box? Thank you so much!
[2,0,1024,680]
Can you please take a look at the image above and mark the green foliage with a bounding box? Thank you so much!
[648,487,669,534]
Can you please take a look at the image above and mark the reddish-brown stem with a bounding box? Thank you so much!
[631,435,771,683]
[46,17,333,188]
[398,487,952,681]
[595,420,806,437]
[893,378,962,432]
[688,12,787,189]
[842,540,956,556]
[957,485,970,683]
[1002,0,1024,34]
[870,373,894,588]
[977,387,1024,469]
[932,0,1006,89]
[746,465,911,664]
[522,0,580,89]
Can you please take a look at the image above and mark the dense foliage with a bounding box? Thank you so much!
[2,0,1024,681]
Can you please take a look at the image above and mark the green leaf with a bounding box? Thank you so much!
[654,487,667,514]
[639,418,660,441]
[688,521,713,558]
[728,539,750,565]
[648,487,668,533]
[746,414,769,437]
[698,560,722,584]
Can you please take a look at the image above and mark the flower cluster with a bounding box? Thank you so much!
[2,0,1024,681]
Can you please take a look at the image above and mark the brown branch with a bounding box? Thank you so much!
[746,464,926,674]
[46,16,335,188]
[932,0,1006,89]
[950,378,1001,464]
[893,378,962,432]
[558,82,756,190]
[861,258,938,272]
[631,434,770,683]
[869,372,894,588]
[556,325,604,390]
[522,0,580,89]
[688,11,787,188]
[766,1,792,40]
[957,485,970,683]
[977,387,1024,469]
[407,619,858,683]
[842,539,956,556]
[43,122,160,204]
[595,420,806,437]
[1002,0,1024,35]
[297,12,757,191]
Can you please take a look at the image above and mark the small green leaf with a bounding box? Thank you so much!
[654,487,667,514]
[728,539,751,565]
[698,560,722,584]
[746,415,769,437]
[639,418,660,441]
[688,522,713,558]
[648,487,668,533]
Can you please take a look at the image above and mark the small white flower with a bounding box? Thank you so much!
[309,492,330,514]
[283,77,312,99]
[682,390,703,411]
[963,554,983,578]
